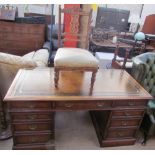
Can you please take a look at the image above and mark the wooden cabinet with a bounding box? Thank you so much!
[8,101,55,150]
[91,101,146,147]
[0,21,45,56]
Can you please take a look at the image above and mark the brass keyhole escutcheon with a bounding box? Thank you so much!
[121,121,127,126]
[30,137,38,143]
[29,124,37,130]
[117,132,124,137]
[65,103,73,108]
[28,115,37,120]
[28,104,36,109]
[128,102,134,106]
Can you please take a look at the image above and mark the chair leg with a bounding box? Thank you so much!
[90,70,97,94]
[54,68,59,88]
[0,98,12,140]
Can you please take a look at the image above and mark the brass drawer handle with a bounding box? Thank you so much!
[28,104,36,109]
[117,132,124,137]
[97,103,104,108]
[64,103,73,108]
[121,121,127,126]
[128,102,134,106]
[29,124,37,130]
[124,111,130,116]
[30,137,38,143]
[28,115,37,120]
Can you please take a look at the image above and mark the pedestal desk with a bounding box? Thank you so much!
[4,68,152,149]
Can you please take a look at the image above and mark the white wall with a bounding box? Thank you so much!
[8,4,155,27]
[140,4,155,25]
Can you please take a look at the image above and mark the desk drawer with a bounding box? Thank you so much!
[12,113,54,121]
[9,101,52,110]
[15,132,53,144]
[113,100,146,108]
[55,101,112,110]
[112,110,144,118]
[13,122,53,132]
[109,119,140,128]
[106,129,136,139]
[13,143,55,150]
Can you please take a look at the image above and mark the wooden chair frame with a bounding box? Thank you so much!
[112,42,146,71]
[54,5,98,93]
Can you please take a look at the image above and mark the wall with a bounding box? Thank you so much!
[5,4,155,27]
[140,4,155,25]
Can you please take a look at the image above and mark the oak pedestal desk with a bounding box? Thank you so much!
[4,68,152,149]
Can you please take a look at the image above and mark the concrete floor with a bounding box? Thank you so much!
[0,111,155,150]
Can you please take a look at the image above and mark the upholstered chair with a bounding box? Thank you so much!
[54,5,99,92]
[0,49,49,140]
[131,52,155,143]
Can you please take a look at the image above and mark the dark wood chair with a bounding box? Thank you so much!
[0,95,12,140]
[111,41,146,73]
[54,5,99,93]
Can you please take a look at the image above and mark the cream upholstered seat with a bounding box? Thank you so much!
[54,48,99,68]
[54,5,99,92]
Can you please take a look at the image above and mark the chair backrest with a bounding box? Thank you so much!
[58,5,92,49]
[132,52,155,98]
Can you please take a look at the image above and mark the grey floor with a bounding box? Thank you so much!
[0,111,155,150]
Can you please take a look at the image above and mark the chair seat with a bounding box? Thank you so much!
[54,48,99,68]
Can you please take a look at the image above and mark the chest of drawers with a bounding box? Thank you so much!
[8,101,55,150]
[90,100,147,147]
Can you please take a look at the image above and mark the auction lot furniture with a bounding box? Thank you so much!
[4,68,152,149]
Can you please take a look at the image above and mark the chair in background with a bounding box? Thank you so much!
[131,52,155,144]
[54,5,99,92]
[111,37,146,73]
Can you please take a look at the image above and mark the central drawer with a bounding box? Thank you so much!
[55,101,112,110]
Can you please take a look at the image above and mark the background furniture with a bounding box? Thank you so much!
[95,7,130,32]
[0,16,49,139]
[0,20,49,56]
[89,6,130,54]
[141,14,155,49]
[89,37,132,54]
[0,49,49,140]
[131,52,155,143]
[63,4,80,47]
[54,5,99,91]
[111,44,133,72]
[4,68,152,149]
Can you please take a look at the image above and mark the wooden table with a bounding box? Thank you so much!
[4,68,152,149]
[89,38,154,54]
[89,38,132,53]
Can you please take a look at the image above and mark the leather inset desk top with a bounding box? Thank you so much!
[4,68,152,101]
